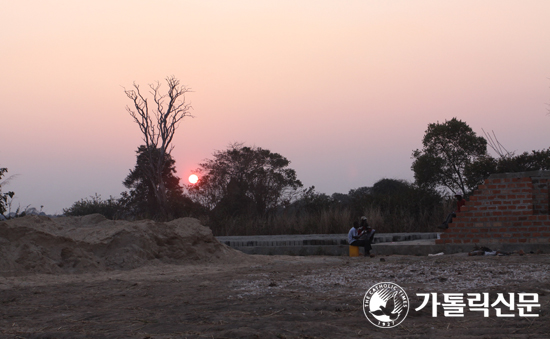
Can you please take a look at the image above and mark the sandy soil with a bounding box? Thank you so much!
[1,216,549,338]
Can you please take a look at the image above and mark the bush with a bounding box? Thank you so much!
[63,194,121,219]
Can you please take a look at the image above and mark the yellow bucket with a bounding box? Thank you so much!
[349,245,360,257]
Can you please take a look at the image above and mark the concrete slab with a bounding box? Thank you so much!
[216,232,439,248]
[216,234,550,257]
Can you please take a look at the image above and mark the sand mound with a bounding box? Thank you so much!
[0,214,247,275]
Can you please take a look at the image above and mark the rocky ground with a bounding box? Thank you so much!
[1,253,549,338]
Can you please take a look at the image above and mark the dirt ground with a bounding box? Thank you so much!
[1,253,549,339]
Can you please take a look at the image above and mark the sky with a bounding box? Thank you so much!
[1,1,549,214]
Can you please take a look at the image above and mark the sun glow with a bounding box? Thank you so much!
[188,174,199,184]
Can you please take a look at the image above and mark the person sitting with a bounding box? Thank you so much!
[348,218,376,257]
[358,216,376,242]
[438,194,465,229]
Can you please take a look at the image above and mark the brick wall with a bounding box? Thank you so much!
[435,171,550,245]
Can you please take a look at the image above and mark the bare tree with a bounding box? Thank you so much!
[124,76,193,219]
[481,129,513,159]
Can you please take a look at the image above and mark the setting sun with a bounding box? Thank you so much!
[188,174,199,184]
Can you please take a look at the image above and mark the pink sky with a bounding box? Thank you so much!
[1,1,549,214]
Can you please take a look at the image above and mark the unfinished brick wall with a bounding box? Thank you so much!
[436,171,550,245]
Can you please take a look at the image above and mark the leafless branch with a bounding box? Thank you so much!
[482,129,513,159]
[123,76,193,219]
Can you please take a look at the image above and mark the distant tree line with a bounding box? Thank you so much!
[412,117,550,197]
[63,118,549,235]
[63,77,550,235]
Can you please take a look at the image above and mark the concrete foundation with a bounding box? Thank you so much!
[216,233,550,256]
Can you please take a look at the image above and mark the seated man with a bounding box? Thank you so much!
[358,216,376,242]
[348,218,376,257]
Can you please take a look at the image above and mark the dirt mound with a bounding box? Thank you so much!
[0,214,247,275]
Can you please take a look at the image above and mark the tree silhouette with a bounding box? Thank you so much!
[412,118,487,195]
[122,146,200,219]
[124,76,192,219]
[188,143,303,217]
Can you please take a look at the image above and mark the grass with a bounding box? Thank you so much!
[206,201,454,236]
